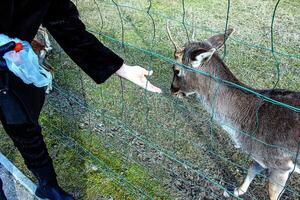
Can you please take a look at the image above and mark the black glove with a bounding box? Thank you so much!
[0,42,16,69]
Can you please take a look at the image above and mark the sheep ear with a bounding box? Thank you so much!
[207,28,234,49]
[191,49,216,68]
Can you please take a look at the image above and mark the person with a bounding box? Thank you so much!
[0,1,162,200]
[0,178,5,200]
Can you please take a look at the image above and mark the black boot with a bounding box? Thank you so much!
[0,178,7,200]
[35,182,75,200]
[31,166,74,200]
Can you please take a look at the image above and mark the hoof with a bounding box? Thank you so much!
[233,188,245,197]
[223,190,230,198]
[223,187,234,198]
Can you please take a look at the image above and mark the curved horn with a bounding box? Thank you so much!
[166,21,180,51]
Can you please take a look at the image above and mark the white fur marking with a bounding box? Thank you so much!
[191,48,216,68]
[184,91,196,97]
[220,124,241,148]
[253,158,267,169]
[288,161,300,174]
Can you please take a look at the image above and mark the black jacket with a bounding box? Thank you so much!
[0,0,123,124]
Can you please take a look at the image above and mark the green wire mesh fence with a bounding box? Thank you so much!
[1,0,299,199]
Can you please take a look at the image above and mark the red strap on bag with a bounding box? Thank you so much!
[14,43,23,52]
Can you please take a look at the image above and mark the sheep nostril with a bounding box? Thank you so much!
[174,69,180,75]
[171,85,180,94]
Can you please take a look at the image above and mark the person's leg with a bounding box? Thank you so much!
[3,123,56,176]
[0,111,74,200]
[0,178,7,200]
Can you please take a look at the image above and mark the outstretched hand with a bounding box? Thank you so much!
[115,64,162,93]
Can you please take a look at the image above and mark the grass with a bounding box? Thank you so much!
[0,0,299,199]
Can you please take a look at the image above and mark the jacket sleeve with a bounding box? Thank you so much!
[43,0,123,84]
